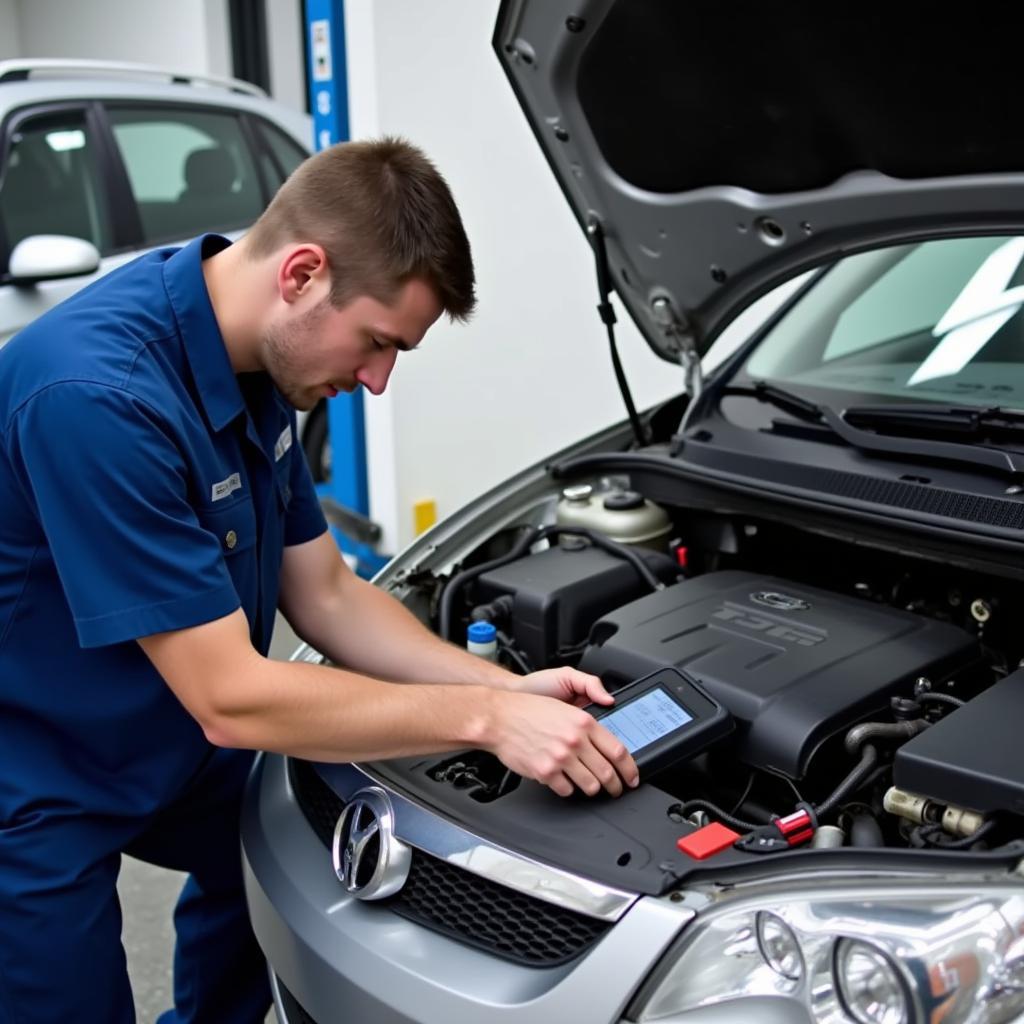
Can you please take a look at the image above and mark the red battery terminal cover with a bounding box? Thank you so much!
[731,803,819,855]
[774,807,815,847]
[677,821,741,860]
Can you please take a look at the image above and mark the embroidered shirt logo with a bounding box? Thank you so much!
[211,472,242,502]
[275,425,293,462]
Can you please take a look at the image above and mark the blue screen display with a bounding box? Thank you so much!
[600,688,693,753]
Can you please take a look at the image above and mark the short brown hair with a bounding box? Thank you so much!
[245,136,476,320]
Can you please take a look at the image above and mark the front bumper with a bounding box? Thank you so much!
[241,753,689,1024]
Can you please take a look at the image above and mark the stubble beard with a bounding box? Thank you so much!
[261,300,330,411]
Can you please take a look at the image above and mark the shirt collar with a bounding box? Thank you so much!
[162,233,245,433]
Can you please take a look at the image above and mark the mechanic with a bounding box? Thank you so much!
[0,137,638,1023]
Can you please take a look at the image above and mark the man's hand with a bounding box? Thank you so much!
[513,667,616,708]
[482,688,639,799]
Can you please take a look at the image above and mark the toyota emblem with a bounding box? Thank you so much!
[332,787,411,901]
[750,591,811,612]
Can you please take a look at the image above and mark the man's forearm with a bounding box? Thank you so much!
[206,653,500,761]
[140,608,639,798]
[205,653,638,799]
[289,574,519,689]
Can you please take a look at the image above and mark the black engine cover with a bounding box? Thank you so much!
[579,571,977,778]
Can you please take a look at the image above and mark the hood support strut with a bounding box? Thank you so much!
[587,219,648,447]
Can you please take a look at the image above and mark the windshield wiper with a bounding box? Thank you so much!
[843,404,1024,441]
[724,380,827,423]
[720,382,1024,480]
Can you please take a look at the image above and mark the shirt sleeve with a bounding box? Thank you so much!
[6,381,242,648]
[283,416,328,548]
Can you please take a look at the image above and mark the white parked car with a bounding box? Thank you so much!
[0,59,330,479]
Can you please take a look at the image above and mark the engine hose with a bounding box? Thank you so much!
[917,691,966,709]
[857,762,893,791]
[470,594,515,626]
[848,811,885,848]
[559,527,665,593]
[439,527,544,640]
[814,744,880,819]
[843,719,929,756]
[438,524,664,640]
[495,630,532,675]
[815,718,930,823]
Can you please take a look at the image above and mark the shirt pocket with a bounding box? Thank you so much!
[196,496,258,559]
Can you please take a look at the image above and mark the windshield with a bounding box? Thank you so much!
[745,236,1024,407]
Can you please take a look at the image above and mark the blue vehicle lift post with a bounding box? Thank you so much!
[305,0,388,576]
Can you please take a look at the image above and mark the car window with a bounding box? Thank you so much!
[255,120,307,192]
[0,109,112,263]
[824,238,1009,362]
[107,106,263,244]
[745,235,1024,406]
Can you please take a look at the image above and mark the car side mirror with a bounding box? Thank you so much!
[8,234,101,284]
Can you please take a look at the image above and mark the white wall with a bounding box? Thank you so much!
[266,0,305,113]
[346,0,680,553]
[15,0,229,74]
[8,0,302,108]
[0,0,21,60]
[201,0,231,80]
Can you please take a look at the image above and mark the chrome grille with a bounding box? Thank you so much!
[287,758,609,967]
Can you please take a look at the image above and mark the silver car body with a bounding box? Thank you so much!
[243,2,1024,1021]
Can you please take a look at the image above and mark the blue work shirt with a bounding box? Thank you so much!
[0,234,327,830]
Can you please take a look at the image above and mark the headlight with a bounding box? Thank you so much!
[835,939,908,1024]
[636,885,1024,1023]
[756,911,804,982]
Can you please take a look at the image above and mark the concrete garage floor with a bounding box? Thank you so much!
[119,615,301,1023]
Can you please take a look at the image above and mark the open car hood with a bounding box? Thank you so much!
[494,1,1024,363]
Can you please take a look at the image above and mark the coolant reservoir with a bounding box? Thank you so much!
[556,484,671,549]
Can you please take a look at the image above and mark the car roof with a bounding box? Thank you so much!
[0,60,311,147]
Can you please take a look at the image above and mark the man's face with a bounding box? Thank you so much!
[261,277,443,411]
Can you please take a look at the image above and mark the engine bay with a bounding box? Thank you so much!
[376,476,1024,888]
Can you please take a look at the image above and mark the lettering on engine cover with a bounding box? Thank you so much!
[712,604,825,647]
